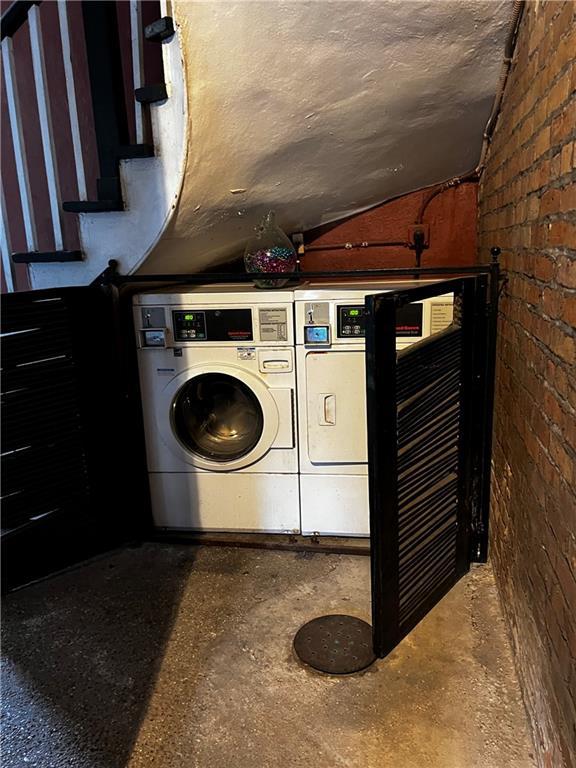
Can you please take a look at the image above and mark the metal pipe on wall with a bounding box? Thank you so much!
[478,0,525,170]
[303,240,409,252]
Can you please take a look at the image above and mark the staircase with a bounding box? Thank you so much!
[0,0,187,291]
[1,1,514,289]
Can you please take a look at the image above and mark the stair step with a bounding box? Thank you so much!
[135,84,168,104]
[11,250,83,264]
[118,144,155,159]
[144,16,175,42]
[1,1,39,41]
[62,200,124,213]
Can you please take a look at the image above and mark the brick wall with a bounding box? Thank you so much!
[478,3,575,767]
[304,183,477,270]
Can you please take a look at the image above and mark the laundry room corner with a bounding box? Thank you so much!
[2,1,574,767]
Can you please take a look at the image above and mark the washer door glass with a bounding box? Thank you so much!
[172,373,264,462]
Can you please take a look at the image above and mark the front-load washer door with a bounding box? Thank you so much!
[158,365,280,471]
[174,373,263,462]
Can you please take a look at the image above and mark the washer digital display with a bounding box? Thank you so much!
[304,325,330,344]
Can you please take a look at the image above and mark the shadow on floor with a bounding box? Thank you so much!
[1,545,537,768]
[1,543,200,768]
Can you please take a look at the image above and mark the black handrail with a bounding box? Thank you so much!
[0,0,40,41]
[93,258,502,288]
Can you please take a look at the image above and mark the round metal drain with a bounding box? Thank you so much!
[293,614,376,675]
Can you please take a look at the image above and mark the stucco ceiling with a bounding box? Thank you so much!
[143,0,512,273]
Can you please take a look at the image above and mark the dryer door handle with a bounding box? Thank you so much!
[318,394,336,426]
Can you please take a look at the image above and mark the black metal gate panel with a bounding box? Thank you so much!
[1,285,148,590]
[2,292,91,533]
[365,275,497,658]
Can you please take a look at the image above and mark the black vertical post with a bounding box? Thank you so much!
[81,1,129,204]
[455,278,482,570]
[474,254,500,562]
[365,293,399,658]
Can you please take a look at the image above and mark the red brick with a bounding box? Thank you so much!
[551,101,576,147]
[533,97,549,131]
[560,143,573,175]
[544,388,566,428]
[533,125,552,161]
[537,158,551,189]
[551,151,563,180]
[549,433,575,484]
[533,222,551,248]
[548,325,576,365]
[556,3,576,52]
[559,184,576,213]
[542,287,562,318]
[547,74,570,114]
[556,257,576,288]
[533,255,555,282]
[548,220,576,247]
[539,188,561,218]
[562,293,576,327]
[548,360,569,399]
[556,27,576,74]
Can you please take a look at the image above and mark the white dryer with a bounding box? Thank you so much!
[294,281,454,537]
[134,285,299,533]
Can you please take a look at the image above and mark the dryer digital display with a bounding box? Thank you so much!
[337,303,423,338]
[173,309,253,341]
[338,306,367,337]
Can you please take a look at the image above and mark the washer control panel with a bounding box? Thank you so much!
[172,309,253,342]
[173,311,207,340]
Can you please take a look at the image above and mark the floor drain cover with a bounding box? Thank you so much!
[293,614,376,675]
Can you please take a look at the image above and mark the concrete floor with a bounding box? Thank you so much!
[1,544,536,768]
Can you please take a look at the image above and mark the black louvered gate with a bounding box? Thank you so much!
[1,285,149,590]
[365,274,497,658]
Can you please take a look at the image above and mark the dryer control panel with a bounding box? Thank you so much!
[337,306,366,337]
[337,303,423,338]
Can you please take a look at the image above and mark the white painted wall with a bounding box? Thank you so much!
[141,0,511,274]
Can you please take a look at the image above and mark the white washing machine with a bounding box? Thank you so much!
[134,285,299,533]
[294,281,454,537]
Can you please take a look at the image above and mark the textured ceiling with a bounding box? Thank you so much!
[142,0,512,273]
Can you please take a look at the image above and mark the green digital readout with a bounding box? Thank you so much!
[184,314,194,320]
[349,309,360,316]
